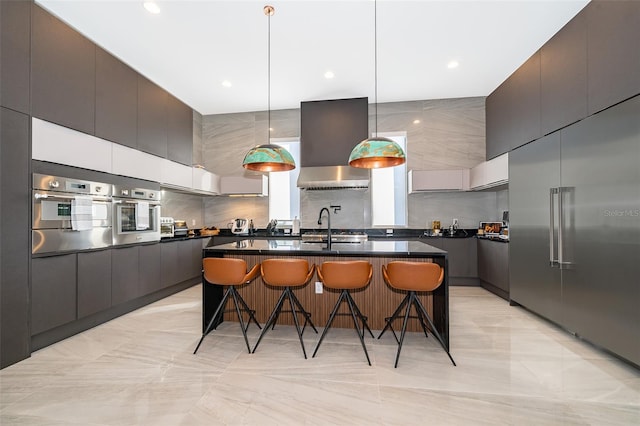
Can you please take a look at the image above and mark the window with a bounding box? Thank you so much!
[269,139,300,220]
[370,133,407,227]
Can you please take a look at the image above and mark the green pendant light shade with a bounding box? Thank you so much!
[348,0,406,169]
[349,136,405,168]
[243,143,295,172]
[241,5,296,172]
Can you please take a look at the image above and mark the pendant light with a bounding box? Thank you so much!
[243,5,295,172]
[349,0,405,169]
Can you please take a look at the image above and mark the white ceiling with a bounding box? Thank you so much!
[36,0,590,115]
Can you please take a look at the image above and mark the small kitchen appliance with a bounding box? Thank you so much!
[231,218,249,235]
[160,217,175,238]
[173,220,188,237]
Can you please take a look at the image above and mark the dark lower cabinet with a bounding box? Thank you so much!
[1,107,31,368]
[160,242,179,288]
[77,250,112,318]
[477,239,509,300]
[422,238,478,285]
[31,254,77,335]
[192,239,204,279]
[111,246,140,305]
[139,243,162,296]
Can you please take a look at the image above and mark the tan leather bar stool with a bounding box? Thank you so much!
[379,261,456,367]
[193,258,261,354]
[312,261,374,365]
[252,259,318,358]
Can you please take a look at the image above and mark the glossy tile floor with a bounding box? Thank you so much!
[1,286,638,425]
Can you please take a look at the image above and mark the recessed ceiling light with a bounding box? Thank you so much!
[447,60,459,69]
[324,71,335,79]
[413,119,421,124]
[143,2,161,14]
[221,80,232,88]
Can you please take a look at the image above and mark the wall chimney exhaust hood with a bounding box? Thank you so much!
[297,97,370,190]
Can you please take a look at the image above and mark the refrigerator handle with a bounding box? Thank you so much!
[549,188,558,267]
[558,186,564,267]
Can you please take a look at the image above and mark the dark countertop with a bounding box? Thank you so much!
[204,238,446,256]
[160,234,211,243]
[476,235,510,243]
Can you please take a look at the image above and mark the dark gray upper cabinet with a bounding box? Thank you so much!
[486,52,541,158]
[167,95,193,166]
[540,10,587,135]
[1,108,31,368]
[77,250,112,319]
[137,75,168,158]
[111,246,140,305]
[31,5,95,135]
[95,47,138,148]
[0,0,31,114]
[31,254,77,335]
[586,0,640,115]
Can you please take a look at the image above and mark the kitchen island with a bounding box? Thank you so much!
[202,239,450,349]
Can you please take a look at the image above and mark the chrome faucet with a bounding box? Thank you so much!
[317,207,332,249]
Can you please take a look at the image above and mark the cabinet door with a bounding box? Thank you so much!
[0,0,31,113]
[478,240,509,293]
[560,96,640,365]
[77,250,112,318]
[31,254,77,335]
[31,5,95,134]
[167,95,193,166]
[176,240,195,283]
[111,246,140,305]
[1,108,31,366]
[509,133,563,324]
[540,12,587,135]
[137,75,168,158]
[160,242,179,288]
[95,47,138,148]
[486,52,541,158]
[139,243,162,296]
[587,1,640,115]
[192,239,204,279]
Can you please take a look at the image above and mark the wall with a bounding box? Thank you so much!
[161,190,205,229]
[202,97,494,230]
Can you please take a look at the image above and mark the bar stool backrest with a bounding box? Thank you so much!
[383,261,444,292]
[203,258,251,285]
[318,261,373,289]
[261,258,315,287]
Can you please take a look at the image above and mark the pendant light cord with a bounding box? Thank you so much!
[374,0,378,137]
[264,5,274,144]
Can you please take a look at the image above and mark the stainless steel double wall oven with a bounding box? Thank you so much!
[32,173,161,254]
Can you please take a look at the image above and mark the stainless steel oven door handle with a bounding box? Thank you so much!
[34,192,111,202]
[114,199,161,206]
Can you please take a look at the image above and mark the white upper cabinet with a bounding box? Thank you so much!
[470,153,509,190]
[220,175,268,196]
[408,169,470,193]
[32,118,112,173]
[192,167,220,195]
[112,143,163,183]
[32,118,219,195]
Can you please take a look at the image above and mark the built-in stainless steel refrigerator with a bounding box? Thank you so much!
[510,95,640,366]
